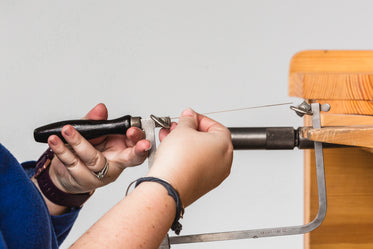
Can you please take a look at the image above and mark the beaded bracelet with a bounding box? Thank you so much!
[133,177,184,235]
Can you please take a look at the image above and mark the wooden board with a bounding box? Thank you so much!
[289,50,373,115]
[290,73,373,100]
[289,50,373,100]
[289,50,373,249]
[300,126,373,148]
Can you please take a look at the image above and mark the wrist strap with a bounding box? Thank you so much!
[34,148,93,208]
[135,177,184,235]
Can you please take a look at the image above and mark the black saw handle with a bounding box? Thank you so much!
[34,115,133,143]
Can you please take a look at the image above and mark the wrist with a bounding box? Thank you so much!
[31,176,70,215]
[33,148,94,211]
[145,169,191,207]
[134,177,184,235]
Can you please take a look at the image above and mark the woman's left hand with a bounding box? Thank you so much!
[47,103,151,194]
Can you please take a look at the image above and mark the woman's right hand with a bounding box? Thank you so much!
[147,108,233,207]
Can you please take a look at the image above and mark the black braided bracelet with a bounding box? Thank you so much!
[135,177,184,235]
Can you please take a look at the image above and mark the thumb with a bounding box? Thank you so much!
[84,103,108,120]
[177,108,198,130]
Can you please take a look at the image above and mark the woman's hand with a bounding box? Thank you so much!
[47,103,151,194]
[70,108,233,249]
[147,108,233,207]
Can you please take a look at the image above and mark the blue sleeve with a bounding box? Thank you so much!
[0,144,80,249]
[0,230,8,249]
[22,161,81,246]
[51,208,80,245]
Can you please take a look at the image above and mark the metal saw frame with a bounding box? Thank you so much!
[159,102,328,247]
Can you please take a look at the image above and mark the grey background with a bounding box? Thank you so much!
[1,1,371,248]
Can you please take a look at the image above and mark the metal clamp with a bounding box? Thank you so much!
[140,115,171,167]
[160,102,328,246]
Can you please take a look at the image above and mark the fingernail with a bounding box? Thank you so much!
[49,137,57,146]
[145,144,152,152]
[182,108,195,117]
[63,126,73,136]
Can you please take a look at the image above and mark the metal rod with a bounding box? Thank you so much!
[229,127,346,150]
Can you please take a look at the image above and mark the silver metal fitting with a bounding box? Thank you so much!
[290,101,331,117]
[150,115,171,129]
[130,116,142,128]
[290,101,313,117]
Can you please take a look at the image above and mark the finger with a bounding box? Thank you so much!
[125,127,146,147]
[82,103,109,145]
[48,135,82,168]
[48,134,119,192]
[159,128,170,141]
[176,108,198,130]
[117,139,150,167]
[196,114,227,133]
[159,122,177,141]
[134,139,152,156]
[84,103,108,120]
[49,135,100,189]
[61,125,106,172]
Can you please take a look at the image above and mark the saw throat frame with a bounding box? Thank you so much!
[159,102,328,248]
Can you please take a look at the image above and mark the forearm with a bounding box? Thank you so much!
[70,182,175,249]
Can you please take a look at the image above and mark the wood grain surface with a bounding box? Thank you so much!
[301,126,373,148]
[289,50,373,249]
[289,50,373,115]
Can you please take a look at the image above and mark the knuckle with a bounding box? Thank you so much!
[86,154,100,167]
[70,137,83,147]
[66,158,80,168]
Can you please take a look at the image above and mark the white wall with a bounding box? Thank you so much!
[1,1,372,248]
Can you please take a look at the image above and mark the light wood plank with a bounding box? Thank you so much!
[289,50,373,74]
[290,73,373,100]
[289,51,373,116]
[300,126,373,148]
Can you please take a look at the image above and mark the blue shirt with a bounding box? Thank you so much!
[0,144,80,249]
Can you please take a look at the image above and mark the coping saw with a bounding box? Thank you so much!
[33,101,345,247]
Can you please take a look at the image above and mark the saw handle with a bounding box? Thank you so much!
[34,115,133,143]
